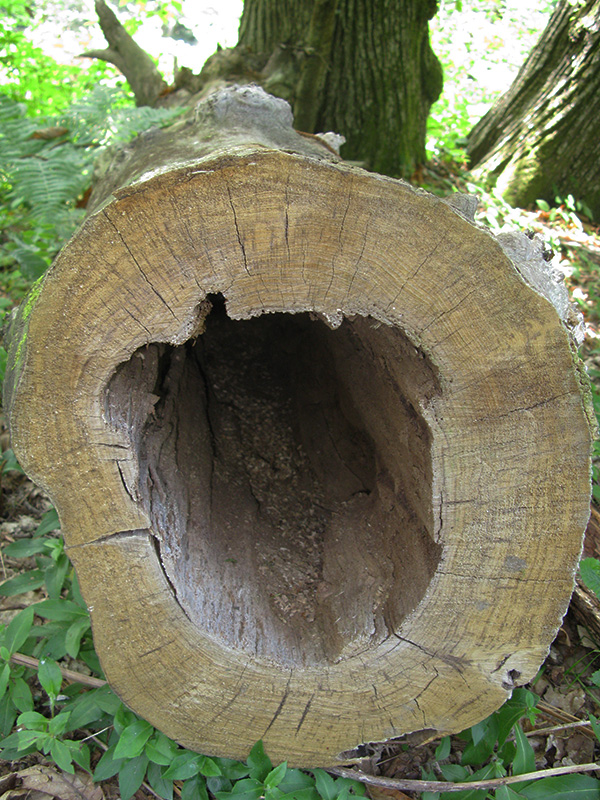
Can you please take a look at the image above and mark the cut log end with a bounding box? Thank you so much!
[4,87,593,765]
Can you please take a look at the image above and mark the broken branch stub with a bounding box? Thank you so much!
[3,86,593,766]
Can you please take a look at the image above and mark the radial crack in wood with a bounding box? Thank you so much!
[3,85,593,766]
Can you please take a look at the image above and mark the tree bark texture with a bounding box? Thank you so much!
[237,0,443,177]
[467,0,600,218]
[3,86,594,766]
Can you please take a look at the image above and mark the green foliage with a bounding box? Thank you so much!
[0,502,367,799]
[427,3,556,163]
[0,0,121,117]
[0,87,182,343]
[421,686,600,798]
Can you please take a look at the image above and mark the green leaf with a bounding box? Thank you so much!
[496,787,527,799]
[48,710,71,736]
[247,740,272,782]
[440,764,470,781]
[496,689,538,746]
[278,789,320,800]
[512,724,535,775]
[38,657,62,700]
[266,762,288,789]
[535,199,550,212]
[0,449,24,474]
[17,727,47,750]
[162,751,202,780]
[0,691,17,735]
[588,713,600,743]
[181,776,209,800]
[3,538,51,557]
[0,662,11,699]
[2,606,33,655]
[50,737,75,773]
[114,718,155,759]
[579,558,600,599]
[71,741,91,772]
[145,731,180,765]
[10,675,33,712]
[33,598,87,621]
[519,774,600,798]
[435,736,451,760]
[313,769,337,800]
[199,756,222,777]
[118,752,149,800]
[113,703,136,735]
[44,552,70,598]
[92,685,121,715]
[147,761,174,800]
[93,745,126,781]
[17,710,47,730]
[279,768,320,794]
[461,716,499,766]
[62,688,106,731]
[0,569,45,596]
[216,777,264,800]
[216,759,251,781]
[65,617,90,658]
[34,508,60,537]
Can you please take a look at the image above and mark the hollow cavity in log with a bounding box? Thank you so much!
[106,294,441,667]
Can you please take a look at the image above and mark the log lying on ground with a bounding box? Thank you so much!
[3,86,594,766]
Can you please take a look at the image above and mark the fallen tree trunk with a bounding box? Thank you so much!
[3,85,594,766]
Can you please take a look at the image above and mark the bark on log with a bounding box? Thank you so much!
[3,86,594,766]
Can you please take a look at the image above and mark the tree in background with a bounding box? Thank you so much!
[87,0,443,179]
[467,0,600,217]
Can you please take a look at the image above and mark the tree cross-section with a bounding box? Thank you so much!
[3,86,593,766]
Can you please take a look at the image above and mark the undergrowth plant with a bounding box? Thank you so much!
[0,488,600,799]
[0,492,367,800]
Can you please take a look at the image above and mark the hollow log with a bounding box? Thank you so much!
[3,86,594,766]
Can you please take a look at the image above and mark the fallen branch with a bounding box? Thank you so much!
[10,652,106,688]
[329,762,600,794]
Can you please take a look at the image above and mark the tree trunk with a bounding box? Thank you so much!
[467,0,600,218]
[3,85,593,767]
[238,0,443,177]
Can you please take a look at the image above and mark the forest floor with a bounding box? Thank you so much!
[1,160,600,799]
